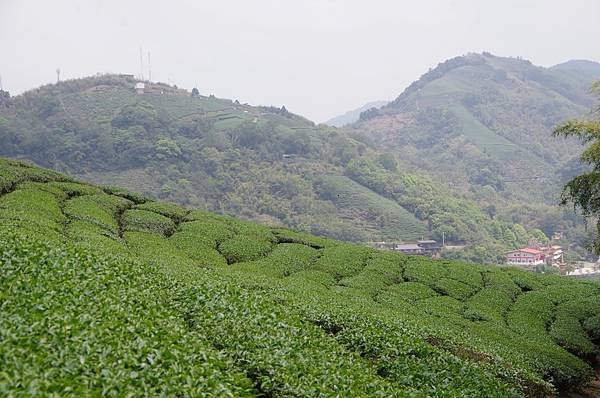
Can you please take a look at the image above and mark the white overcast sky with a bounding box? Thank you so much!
[1,0,599,122]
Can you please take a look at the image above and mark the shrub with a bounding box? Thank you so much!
[122,209,175,236]
[218,235,274,264]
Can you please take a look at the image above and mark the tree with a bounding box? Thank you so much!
[554,82,600,252]
[191,87,199,97]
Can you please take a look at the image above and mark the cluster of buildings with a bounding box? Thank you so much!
[371,240,442,257]
[505,245,565,270]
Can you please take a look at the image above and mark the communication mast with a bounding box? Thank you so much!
[148,52,152,82]
[139,47,144,80]
[56,68,61,83]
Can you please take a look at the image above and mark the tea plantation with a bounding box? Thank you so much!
[1,157,599,397]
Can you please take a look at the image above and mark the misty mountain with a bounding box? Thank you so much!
[325,100,388,127]
[352,53,599,212]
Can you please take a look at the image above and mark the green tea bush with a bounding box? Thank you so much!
[135,201,189,223]
[583,314,600,340]
[169,230,227,267]
[340,251,406,297]
[312,244,371,280]
[235,243,319,278]
[218,234,274,264]
[122,209,176,236]
[47,181,103,196]
[85,192,132,215]
[377,282,438,304]
[178,218,233,247]
[403,258,448,286]
[0,233,256,396]
[0,187,66,234]
[1,159,599,396]
[433,277,477,300]
[271,227,333,248]
[102,185,150,204]
[64,196,120,234]
[0,158,68,191]
[18,181,69,200]
[66,220,128,255]
[228,218,276,243]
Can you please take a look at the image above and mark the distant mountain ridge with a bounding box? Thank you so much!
[353,53,599,194]
[347,53,600,259]
[551,59,600,78]
[325,100,388,127]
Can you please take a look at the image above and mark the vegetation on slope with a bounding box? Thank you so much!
[353,53,600,259]
[1,157,599,396]
[0,72,553,262]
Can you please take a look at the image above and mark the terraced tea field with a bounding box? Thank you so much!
[1,157,599,397]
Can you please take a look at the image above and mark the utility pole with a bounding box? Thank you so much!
[0,74,3,90]
[442,231,445,247]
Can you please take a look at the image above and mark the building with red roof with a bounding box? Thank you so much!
[505,247,545,267]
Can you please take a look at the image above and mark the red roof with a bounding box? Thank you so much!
[506,247,543,255]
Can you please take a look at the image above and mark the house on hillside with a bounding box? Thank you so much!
[505,248,545,267]
[394,240,441,257]
[505,245,566,269]
[417,240,441,255]
[395,243,423,255]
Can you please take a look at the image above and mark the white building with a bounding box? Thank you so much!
[135,82,145,95]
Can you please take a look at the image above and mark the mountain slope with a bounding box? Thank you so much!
[351,53,600,257]
[0,73,552,262]
[1,157,599,396]
[0,75,425,243]
[355,53,598,182]
[325,100,388,127]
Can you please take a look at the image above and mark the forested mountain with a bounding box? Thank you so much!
[0,52,598,262]
[351,53,600,257]
[325,100,388,127]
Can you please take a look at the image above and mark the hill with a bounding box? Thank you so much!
[325,100,388,127]
[351,53,600,259]
[0,73,552,262]
[1,157,599,396]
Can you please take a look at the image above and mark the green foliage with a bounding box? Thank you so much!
[1,157,600,397]
[122,209,176,236]
[63,195,120,234]
[0,234,256,396]
[218,234,274,264]
[0,73,569,263]
[135,200,188,222]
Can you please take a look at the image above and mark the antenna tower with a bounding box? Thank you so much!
[139,47,144,80]
[147,52,152,81]
[56,68,61,83]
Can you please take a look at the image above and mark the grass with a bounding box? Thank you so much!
[0,157,599,397]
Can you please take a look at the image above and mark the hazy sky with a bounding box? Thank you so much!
[1,1,599,122]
